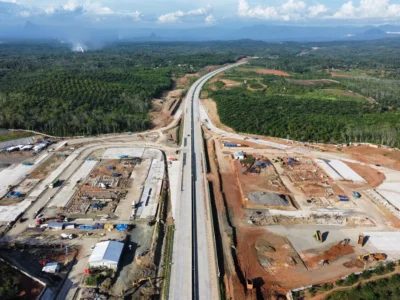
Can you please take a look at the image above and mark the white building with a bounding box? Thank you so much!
[88,241,124,270]
[233,151,245,160]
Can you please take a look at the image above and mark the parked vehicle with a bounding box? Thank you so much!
[61,233,74,239]
[49,178,60,188]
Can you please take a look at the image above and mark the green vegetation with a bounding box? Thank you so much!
[206,39,400,147]
[210,86,400,146]
[3,38,400,145]
[0,263,21,299]
[176,119,184,146]
[162,224,175,299]
[0,40,250,136]
[0,131,33,142]
[241,154,254,165]
[326,273,400,300]
[85,269,113,286]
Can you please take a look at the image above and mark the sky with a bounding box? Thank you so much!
[1,0,400,28]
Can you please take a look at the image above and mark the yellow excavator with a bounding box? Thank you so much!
[358,253,387,262]
[132,277,153,288]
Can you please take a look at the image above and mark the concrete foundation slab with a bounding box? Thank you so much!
[48,160,98,208]
[102,148,144,159]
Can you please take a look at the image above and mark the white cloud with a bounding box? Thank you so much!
[63,0,79,11]
[308,4,328,17]
[158,5,212,23]
[205,14,216,25]
[42,1,142,21]
[238,0,307,21]
[238,0,400,21]
[332,0,400,19]
[19,10,31,17]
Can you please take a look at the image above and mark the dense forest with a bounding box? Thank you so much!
[0,40,256,136]
[2,38,400,139]
[206,39,400,147]
[210,87,400,146]
[252,39,400,78]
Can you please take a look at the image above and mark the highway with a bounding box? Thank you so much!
[169,61,246,300]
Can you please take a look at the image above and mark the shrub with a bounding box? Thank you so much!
[85,275,98,286]
[386,262,395,272]
[322,283,334,291]
[374,263,386,275]
[336,279,344,286]
[344,273,358,286]
[361,270,372,279]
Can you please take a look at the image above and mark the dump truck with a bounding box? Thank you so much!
[36,216,63,225]
[358,253,387,262]
[313,230,322,242]
[49,178,60,188]
[246,279,254,290]
[358,235,365,246]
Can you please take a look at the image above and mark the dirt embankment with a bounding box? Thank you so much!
[201,98,236,133]
[206,138,247,299]
[330,73,353,78]
[289,79,339,85]
[239,68,290,76]
[342,145,400,170]
[302,243,355,270]
[344,161,385,188]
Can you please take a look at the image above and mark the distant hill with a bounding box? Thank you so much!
[363,27,387,37]
[1,23,400,43]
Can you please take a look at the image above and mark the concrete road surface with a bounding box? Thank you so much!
[169,62,246,300]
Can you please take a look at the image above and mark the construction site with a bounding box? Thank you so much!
[0,138,171,300]
[205,131,400,300]
[2,63,400,300]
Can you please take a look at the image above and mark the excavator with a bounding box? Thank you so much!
[132,277,154,288]
[358,253,387,262]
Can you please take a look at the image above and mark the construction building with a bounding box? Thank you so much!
[88,241,124,270]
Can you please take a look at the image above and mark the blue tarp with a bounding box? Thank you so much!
[116,224,128,231]
[6,192,22,198]
[93,223,104,229]
[77,225,94,230]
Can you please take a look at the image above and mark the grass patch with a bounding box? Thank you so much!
[214,80,226,89]
[0,131,33,142]
[162,225,175,299]
[248,80,264,89]
[302,89,367,102]
[176,118,184,146]
[241,154,254,165]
